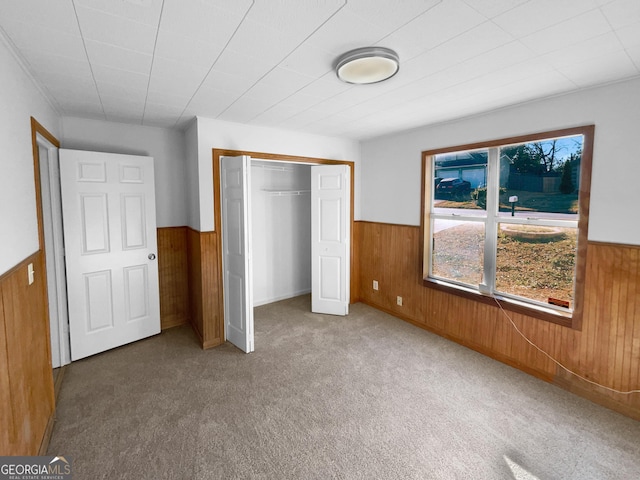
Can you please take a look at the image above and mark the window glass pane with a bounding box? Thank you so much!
[498,135,583,219]
[434,149,488,214]
[495,224,577,308]
[432,220,484,287]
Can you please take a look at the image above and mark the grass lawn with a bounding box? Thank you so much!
[436,190,579,214]
[432,223,577,306]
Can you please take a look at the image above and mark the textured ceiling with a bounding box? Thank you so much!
[1,0,639,139]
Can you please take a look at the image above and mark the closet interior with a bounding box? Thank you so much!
[250,159,312,307]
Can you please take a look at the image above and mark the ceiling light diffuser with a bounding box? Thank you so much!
[335,47,399,85]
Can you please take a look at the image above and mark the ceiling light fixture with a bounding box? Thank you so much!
[335,46,399,85]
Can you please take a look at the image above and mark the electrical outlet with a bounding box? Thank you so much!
[397,296,403,306]
[373,280,379,291]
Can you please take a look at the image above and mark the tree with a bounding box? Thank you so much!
[502,144,542,174]
[529,139,562,172]
[559,160,574,194]
[503,140,568,174]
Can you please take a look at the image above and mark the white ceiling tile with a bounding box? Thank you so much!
[296,77,351,99]
[279,43,335,78]
[145,90,192,108]
[186,88,238,118]
[557,49,639,86]
[103,101,145,118]
[305,10,390,56]
[626,45,640,70]
[159,0,248,46]
[85,40,152,74]
[519,9,612,55]
[73,0,163,26]
[92,64,149,92]
[94,81,147,102]
[1,19,86,61]
[279,109,330,128]
[33,71,97,97]
[600,0,640,29]
[381,0,487,60]
[278,93,323,111]
[75,5,157,54]
[209,48,274,79]
[346,0,441,31]
[250,103,302,125]
[16,48,93,79]
[493,0,600,37]
[615,21,640,50]
[247,0,343,35]
[226,19,307,65]
[395,22,518,87]
[198,69,258,95]
[254,67,316,97]
[61,105,105,118]
[1,0,638,139]
[0,0,79,31]
[154,29,223,66]
[217,96,274,123]
[461,0,529,19]
[147,57,211,96]
[143,102,185,118]
[542,32,623,69]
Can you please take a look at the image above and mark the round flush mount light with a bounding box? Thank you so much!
[335,46,399,84]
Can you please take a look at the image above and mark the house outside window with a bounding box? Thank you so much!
[422,126,594,327]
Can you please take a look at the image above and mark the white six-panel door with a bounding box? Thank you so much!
[59,150,161,361]
[311,165,350,316]
[221,155,254,353]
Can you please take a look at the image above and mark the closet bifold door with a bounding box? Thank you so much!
[311,164,350,316]
[220,155,254,353]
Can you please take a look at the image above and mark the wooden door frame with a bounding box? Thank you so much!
[212,149,356,343]
[30,117,60,453]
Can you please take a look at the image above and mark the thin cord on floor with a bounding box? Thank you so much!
[491,295,640,395]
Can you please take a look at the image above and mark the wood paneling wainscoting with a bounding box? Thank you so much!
[186,228,222,349]
[156,226,221,348]
[157,227,190,330]
[356,221,640,420]
[0,252,55,454]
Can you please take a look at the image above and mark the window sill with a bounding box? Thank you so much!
[423,277,578,329]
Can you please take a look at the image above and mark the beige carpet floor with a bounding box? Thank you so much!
[48,295,640,479]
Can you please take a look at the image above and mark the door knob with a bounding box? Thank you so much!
[148,253,156,260]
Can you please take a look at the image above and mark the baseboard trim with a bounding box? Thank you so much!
[37,410,55,456]
[161,315,189,330]
[253,289,311,307]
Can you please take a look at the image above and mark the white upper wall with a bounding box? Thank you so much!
[360,76,640,246]
[0,34,60,275]
[61,117,188,228]
[184,119,200,231]
[195,116,361,232]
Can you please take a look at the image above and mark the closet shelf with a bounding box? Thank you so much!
[262,189,311,196]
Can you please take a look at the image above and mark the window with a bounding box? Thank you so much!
[422,126,594,327]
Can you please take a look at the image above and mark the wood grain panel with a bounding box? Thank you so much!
[356,221,640,420]
[187,228,204,343]
[0,252,55,454]
[200,231,221,348]
[157,227,189,330]
[0,285,13,454]
[187,228,222,349]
